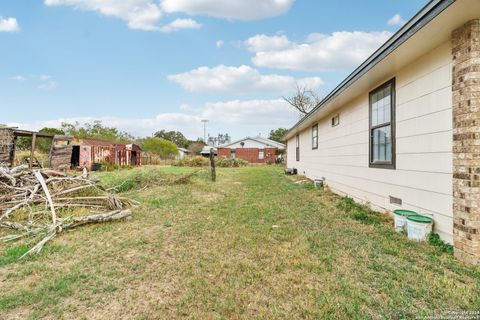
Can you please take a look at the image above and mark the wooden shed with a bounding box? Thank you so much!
[0,128,72,170]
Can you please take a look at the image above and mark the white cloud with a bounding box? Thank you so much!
[246,31,392,72]
[201,99,295,126]
[37,75,57,90]
[216,40,224,48]
[9,114,201,139]
[9,74,58,90]
[9,99,297,139]
[159,18,201,32]
[44,0,293,31]
[10,75,26,81]
[44,0,164,31]
[161,0,294,21]
[0,17,20,32]
[168,65,323,95]
[387,14,406,27]
[245,34,291,52]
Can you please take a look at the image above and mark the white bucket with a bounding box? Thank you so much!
[407,215,433,241]
[393,210,417,232]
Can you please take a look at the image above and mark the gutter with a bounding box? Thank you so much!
[283,0,455,141]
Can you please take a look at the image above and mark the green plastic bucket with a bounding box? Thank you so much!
[393,209,417,232]
[407,215,433,224]
[407,214,433,241]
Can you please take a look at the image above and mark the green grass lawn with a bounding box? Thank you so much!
[0,166,479,319]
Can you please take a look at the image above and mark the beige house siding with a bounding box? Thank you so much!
[287,41,453,243]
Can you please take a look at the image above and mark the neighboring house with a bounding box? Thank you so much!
[176,147,190,160]
[71,138,142,170]
[284,0,480,265]
[217,136,286,163]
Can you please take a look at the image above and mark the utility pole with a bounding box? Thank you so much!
[201,119,209,143]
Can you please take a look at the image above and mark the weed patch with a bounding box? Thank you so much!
[336,196,384,226]
[428,233,454,254]
[0,245,29,267]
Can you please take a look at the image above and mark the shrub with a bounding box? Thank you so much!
[215,156,248,168]
[140,137,178,159]
[173,156,210,167]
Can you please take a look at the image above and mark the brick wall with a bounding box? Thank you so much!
[217,147,277,163]
[217,148,230,158]
[452,19,480,265]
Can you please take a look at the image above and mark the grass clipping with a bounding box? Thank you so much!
[0,165,138,258]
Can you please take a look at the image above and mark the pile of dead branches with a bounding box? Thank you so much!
[0,165,138,258]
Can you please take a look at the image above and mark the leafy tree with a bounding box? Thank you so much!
[153,130,190,148]
[269,128,289,143]
[15,137,30,151]
[36,127,66,153]
[283,84,321,116]
[61,121,135,143]
[140,137,178,159]
[15,127,66,152]
[39,127,65,135]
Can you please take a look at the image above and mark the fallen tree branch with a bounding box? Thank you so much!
[0,221,30,231]
[33,171,57,225]
[0,165,138,257]
[62,209,132,229]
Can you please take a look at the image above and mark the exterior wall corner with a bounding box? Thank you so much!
[452,18,480,266]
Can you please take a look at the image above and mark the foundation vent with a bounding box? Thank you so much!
[389,196,402,206]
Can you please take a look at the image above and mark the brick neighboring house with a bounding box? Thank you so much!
[217,136,285,164]
[284,0,480,265]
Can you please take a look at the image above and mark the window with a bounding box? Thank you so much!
[312,124,318,149]
[369,78,395,169]
[331,114,340,127]
[295,134,300,161]
[230,149,236,159]
[259,149,264,160]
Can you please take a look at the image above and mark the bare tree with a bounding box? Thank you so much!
[283,84,321,116]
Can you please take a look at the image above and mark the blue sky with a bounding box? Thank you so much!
[0,0,425,140]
